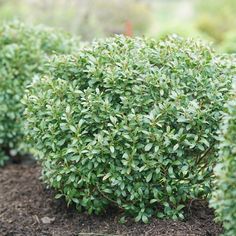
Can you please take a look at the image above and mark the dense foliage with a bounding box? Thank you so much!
[24,35,233,221]
[210,80,236,236]
[0,21,79,166]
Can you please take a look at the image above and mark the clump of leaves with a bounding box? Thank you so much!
[0,21,79,166]
[24,35,233,221]
[210,79,236,236]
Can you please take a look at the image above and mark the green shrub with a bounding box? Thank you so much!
[156,24,213,43]
[196,0,236,43]
[220,31,236,53]
[210,79,236,236]
[24,35,233,221]
[0,21,79,166]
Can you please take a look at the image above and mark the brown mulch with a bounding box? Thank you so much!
[0,162,223,236]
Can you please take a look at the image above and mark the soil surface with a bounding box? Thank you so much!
[0,162,223,236]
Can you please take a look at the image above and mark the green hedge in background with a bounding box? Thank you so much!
[24,35,234,221]
[0,0,152,41]
[196,0,236,44]
[210,79,236,236]
[0,21,79,166]
[156,24,212,43]
[219,31,236,54]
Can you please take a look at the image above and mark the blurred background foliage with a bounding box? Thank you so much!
[195,0,236,43]
[0,0,235,53]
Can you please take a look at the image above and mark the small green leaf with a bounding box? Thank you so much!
[135,214,141,222]
[72,198,79,204]
[145,143,153,152]
[102,173,111,181]
[69,125,77,133]
[55,194,63,199]
[173,143,179,151]
[157,212,165,219]
[146,172,153,182]
[119,216,127,224]
[142,215,148,223]
[110,146,115,153]
[57,175,62,182]
[150,199,158,204]
[166,185,172,194]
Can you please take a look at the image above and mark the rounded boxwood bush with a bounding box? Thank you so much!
[24,35,233,221]
[210,81,236,236]
[0,21,79,165]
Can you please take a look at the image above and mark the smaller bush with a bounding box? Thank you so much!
[219,31,236,53]
[0,21,79,166]
[196,0,236,43]
[25,36,234,222]
[210,80,236,236]
[157,24,213,43]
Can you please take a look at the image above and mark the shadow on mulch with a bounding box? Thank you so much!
[0,162,222,236]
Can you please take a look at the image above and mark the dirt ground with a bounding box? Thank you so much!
[0,162,223,236]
